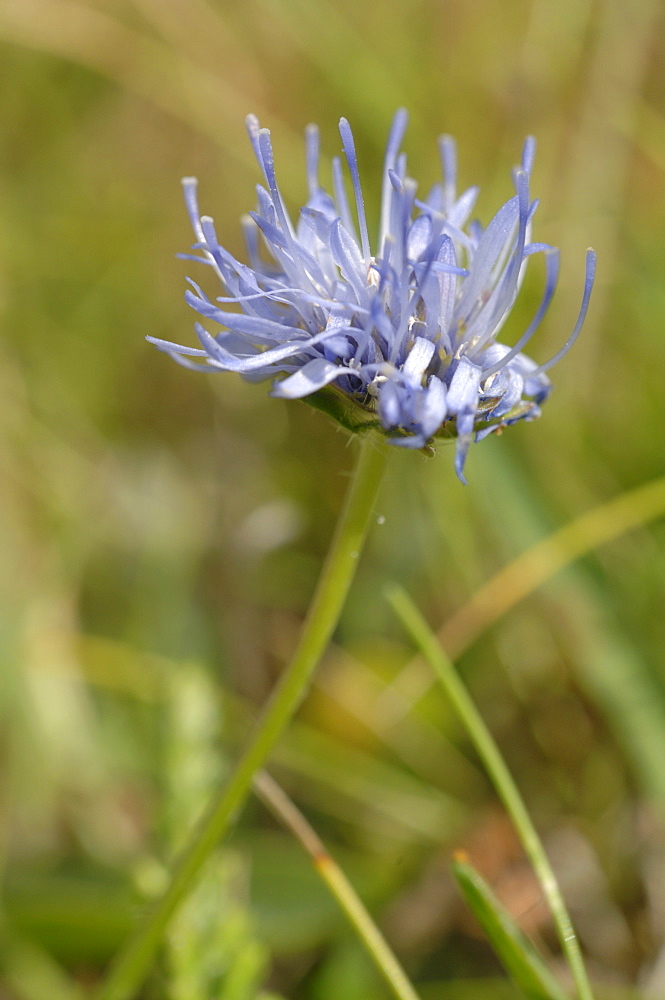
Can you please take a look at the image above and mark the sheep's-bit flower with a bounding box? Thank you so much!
[149,111,595,481]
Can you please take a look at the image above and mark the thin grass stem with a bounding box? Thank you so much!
[253,770,421,1000]
[378,474,665,721]
[386,583,595,1000]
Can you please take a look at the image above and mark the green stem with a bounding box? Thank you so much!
[98,435,389,1000]
[386,584,595,1000]
[253,771,421,1000]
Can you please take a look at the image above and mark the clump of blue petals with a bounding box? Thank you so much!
[149,111,595,482]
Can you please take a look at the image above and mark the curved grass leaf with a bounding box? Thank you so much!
[452,856,568,1000]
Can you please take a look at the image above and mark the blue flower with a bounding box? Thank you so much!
[149,111,595,481]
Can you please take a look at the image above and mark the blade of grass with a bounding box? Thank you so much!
[452,854,569,1000]
[552,0,661,373]
[377,475,665,718]
[253,770,422,1000]
[0,0,303,187]
[386,583,595,1000]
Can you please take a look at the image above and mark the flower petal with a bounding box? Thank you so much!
[329,218,368,303]
[420,376,447,436]
[194,322,345,373]
[271,358,353,398]
[402,337,436,382]
[446,355,482,414]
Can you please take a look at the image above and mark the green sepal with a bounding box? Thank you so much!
[300,385,383,435]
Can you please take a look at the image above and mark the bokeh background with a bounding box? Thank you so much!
[2,0,665,997]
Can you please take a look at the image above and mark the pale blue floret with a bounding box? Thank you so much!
[148,111,596,481]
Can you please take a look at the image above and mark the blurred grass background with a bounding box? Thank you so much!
[1,0,665,997]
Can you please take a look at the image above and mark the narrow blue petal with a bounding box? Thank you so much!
[402,337,435,382]
[481,248,560,378]
[193,322,349,373]
[198,216,243,292]
[454,422,474,484]
[380,109,409,248]
[305,123,320,198]
[454,195,519,325]
[167,354,222,373]
[258,128,296,240]
[185,291,313,342]
[475,424,498,443]
[339,118,371,262]
[176,253,213,266]
[329,218,368,303]
[436,235,459,341]
[447,185,479,230]
[407,214,432,261]
[446,356,482,414]
[241,214,263,271]
[248,210,290,251]
[181,177,205,242]
[249,211,329,290]
[534,248,597,374]
[521,136,536,175]
[484,368,524,419]
[420,376,447,436]
[245,114,263,168]
[332,156,356,237]
[524,242,555,255]
[147,336,209,357]
[463,171,531,356]
[377,377,401,427]
[477,170,530,341]
[438,134,457,209]
[271,357,352,398]
[300,206,334,246]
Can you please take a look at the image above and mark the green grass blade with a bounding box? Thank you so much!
[452,858,569,1000]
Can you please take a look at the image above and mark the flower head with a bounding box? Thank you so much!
[149,111,595,481]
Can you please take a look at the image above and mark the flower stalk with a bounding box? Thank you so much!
[97,434,389,1000]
